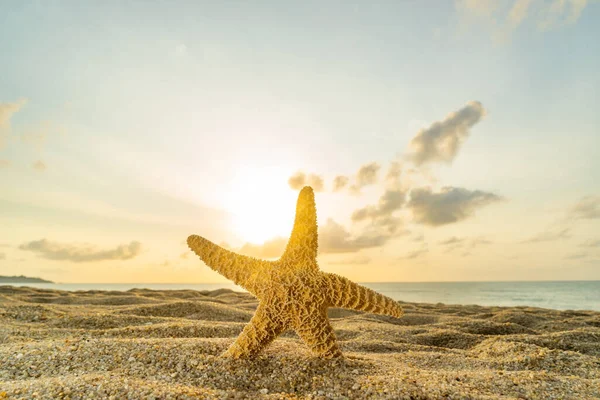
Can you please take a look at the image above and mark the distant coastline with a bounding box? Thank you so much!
[0,275,53,283]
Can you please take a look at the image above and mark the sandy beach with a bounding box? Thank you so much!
[1,286,599,399]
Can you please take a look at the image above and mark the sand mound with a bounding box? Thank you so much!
[1,286,599,399]
[119,301,253,322]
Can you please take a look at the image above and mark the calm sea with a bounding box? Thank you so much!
[6,281,599,311]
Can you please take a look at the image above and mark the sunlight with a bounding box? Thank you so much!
[223,166,296,244]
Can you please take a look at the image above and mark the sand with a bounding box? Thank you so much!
[0,286,599,399]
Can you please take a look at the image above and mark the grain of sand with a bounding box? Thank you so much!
[1,286,599,399]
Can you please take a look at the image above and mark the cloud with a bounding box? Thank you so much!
[319,219,396,254]
[19,239,142,262]
[356,162,380,188]
[33,160,46,171]
[522,228,571,243]
[438,236,465,245]
[386,161,403,188]
[308,174,325,192]
[408,186,502,226]
[440,236,492,253]
[288,171,306,190]
[0,99,27,149]
[0,253,5,260]
[580,239,600,248]
[457,0,592,40]
[0,160,10,168]
[233,219,398,257]
[351,189,406,233]
[237,237,287,259]
[401,247,429,260]
[329,255,372,265]
[564,252,588,260]
[538,0,590,30]
[471,237,493,247]
[287,171,325,192]
[332,175,349,192]
[569,196,600,220]
[349,162,381,194]
[410,233,425,242]
[508,0,535,27]
[408,101,486,166]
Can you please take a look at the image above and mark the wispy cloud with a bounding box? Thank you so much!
[319,219,397,254]
[0,98,27,149]
[438,236,465,245]
[408,186,503,226]
[579,239,600,248]
[288,171,325,192]
[19,239,142,262]
[569,195,600,220]
[457,0,593,42]
[401,247,429,260]
[407,101,486,166]
[0,160,10,168]
[332,175,349,192]
[522,228,571,243]
[538,0,590,30]
[564,252,588,260]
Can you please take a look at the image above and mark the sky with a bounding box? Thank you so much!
[1,0,599,283]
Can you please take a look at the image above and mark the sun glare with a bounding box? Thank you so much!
[224,166,296,245]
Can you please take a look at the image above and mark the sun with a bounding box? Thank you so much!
[224,166,296,245]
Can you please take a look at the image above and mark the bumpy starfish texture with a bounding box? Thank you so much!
[187,186,403,358]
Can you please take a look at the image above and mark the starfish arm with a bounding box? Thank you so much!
[187,235,272,294]
[222,303,285,359]
[280,186,319,269]
[294,306,342,358]
[322,273,404,318]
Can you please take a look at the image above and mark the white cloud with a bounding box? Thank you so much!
[408,101,486,166]
[408,186,503,226]
[19,239,142,262]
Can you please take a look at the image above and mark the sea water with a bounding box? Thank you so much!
[6,281,599,311]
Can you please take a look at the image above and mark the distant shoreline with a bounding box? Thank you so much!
[4,281,599,311]
[0,275,53,284]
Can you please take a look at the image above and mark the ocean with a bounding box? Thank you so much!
[7,281,599,311]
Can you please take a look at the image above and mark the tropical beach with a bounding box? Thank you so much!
[1,285,599,399]
[2,1,600,399]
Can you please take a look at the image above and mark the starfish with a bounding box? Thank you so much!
[187,186,403,358]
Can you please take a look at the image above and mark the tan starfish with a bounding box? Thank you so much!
[187,186,403,358]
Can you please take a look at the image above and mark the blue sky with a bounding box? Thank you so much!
[1,1,599,283]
